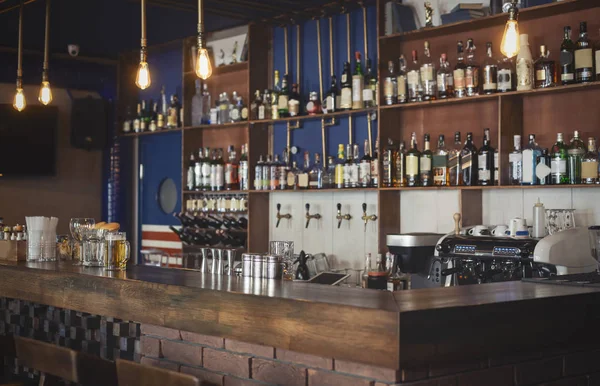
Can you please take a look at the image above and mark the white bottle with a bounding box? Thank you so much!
[532,198,546,238]
[516,34,534,91]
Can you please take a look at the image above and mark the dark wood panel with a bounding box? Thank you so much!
[498,95,523,186]
[459,189,482,226]
[378,190,401,251]
[247,191,270,252]
[200,124,249,152]
[248,23,272,100]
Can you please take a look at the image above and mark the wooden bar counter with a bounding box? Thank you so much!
[2,262,600,385]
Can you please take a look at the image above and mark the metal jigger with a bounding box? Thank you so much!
[211,248,218,274]
[214,248,224,275]
[225,249,238,276]
[200,248,209,273]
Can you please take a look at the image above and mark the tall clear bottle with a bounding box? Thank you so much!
[239,144,249,191]
[225,145,239,191]
[384,61,398,105]
[516,34,534,91]
[437,54,454,99]
[340,62,352,110]
[187,152,196,191]
[420,134,433,186]
[382,138,395,188]
[215,149,225,191]
[460,132,478,186]
[478,128,494,186]
[448,132,462,186]
[351,144,361,188]
[363,59,377,108]
[550,133,568,185]
[582,138,599,184]
[575,22,594,83]
[309,153,323,189]
[560,26,577,85]
[568,130,586,184]
[482,42,498,94]
[465,38,480,96]
[433,135,449,186]
[272,71,281,120]
[254,155,264,191]
[397,55,408,104]
[421,41,437,101]
[508,135,522,185]
[406,132,420,187]
[521,134,542,185]
[407,50,423,102]
[453,41,467,98]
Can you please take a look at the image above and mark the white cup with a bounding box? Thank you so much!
[491,225,508,237]
[468,225,490,236]
[509,218,527,236]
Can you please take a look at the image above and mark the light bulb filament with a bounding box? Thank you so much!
[13,88,26,112]
[136,61,151,90]
[39,81,53,105]
[196,48,212,80]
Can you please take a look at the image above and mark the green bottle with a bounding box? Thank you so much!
[352,52,364,110]
[550,133,568,185]
[278,74,290,118]
[567,130,585,184]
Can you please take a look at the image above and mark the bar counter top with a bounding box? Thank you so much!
[1,262,599,369]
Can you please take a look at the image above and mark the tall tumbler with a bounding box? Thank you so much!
[105,232,130,271]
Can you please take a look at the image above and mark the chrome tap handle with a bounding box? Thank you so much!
[305,203,321,228]
[277,203,282,212]
[276,203,282,228]
[337,203,342,229]
[361,203,377,232]
[362,202,367,214]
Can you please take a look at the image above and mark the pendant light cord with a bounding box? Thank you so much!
[17,0,23,82]
[43,0,50,79]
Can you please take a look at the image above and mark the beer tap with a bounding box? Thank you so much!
[361,203,377,232]
[305,203,321,229]
[336,203,352,229]
[275,203,291,228]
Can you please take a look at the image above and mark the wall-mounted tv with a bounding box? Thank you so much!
[0,104,58,177]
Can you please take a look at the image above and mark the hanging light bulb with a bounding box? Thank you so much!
[195,0,212,80]
[39,0,53,105]
[14,0,26,112]
[136,0,151,90]
[500,2,520,59]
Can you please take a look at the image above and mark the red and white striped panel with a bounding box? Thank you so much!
[141,225,183,267]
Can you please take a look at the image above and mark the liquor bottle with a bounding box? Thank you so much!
[498,56,516,92]
[287,161,299,190]
[158,86,168,129]
[394,141,406,187]
[218,93,230,126]
[351,146,361,188]
[596,29,600,81]
[482,42,498,94]
[364,59,376,108]
[254,155,264,191]
[420,134,433,186]
[575,22,593,83]
[461,132,478,186]
[230,91,241,122]
[306,92,323,115]
[568,130,585,184]
[278,74,290,118]
[335,144,345,189]
[478,128,494,186]
[521,134,542,185]
[383,61,398,105]
[148,101,158,132]
[260,90,270,120]
[272,71,281,120]
[550,133,568,185]
[187,152,196,191]
[209,150,218,191]
[465,38,480,96]
[215,149,225,191]
[509,135,522,185]
[139,100,148,132]
[122,106,132,133]
[263,155,272,190]
[201,83,211,124]
[361,253,372,288]
[344,144,354,188]
[224,145,239,191]
[133,103,142,133]
[239,95,248,121]
[582,138,599,184]
[454,41,467,98]
[407,50,422,102]
[405,133,420,187]
[270,154,281,190]
[382,138,395,187]
[560,26,577,85]
[145,99,154,130]
[340,62,352,110]
[323,156,335,189]
[278,149,289,190]
[298,152,310,189]
[360,139,371,188]
[433,135,448,186]
[325,76,339,113]
[437,53,454,99]
[535,45,556,89]
[397,55,408,104]
[251,90,262,121]
[371,140,379,187]
[308,153,322,189]
[448,132,462,186]
[494,147,499,186]
[191,79,203,126]
[352,52,365,110]
[421,41,437,101]
[201,147,211,191]
[239,144,249,191]
[537,149,552,185]
[517,34,534,91]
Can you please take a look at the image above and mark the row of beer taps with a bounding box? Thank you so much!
[276,203,377,231]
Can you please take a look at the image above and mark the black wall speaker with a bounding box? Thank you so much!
[70,96,108,150]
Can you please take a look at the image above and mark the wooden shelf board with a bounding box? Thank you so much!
[379,0,599,42]
[250,107,377,125]
[379,184,599,191]
[121,128,182,137]
[183,190,249,194]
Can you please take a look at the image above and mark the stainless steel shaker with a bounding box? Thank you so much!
[213,248,224,275]
[225,249,238,276]
[266,255,283,279]
[252,254,266,279]
[200,248,209,273]
[242,253,253,277]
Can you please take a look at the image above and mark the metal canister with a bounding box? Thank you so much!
[252,254,266,279]
[242,253,253,277]
[266,255,282,280]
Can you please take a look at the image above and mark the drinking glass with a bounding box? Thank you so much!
[81,228,106,267]
[105,232,130,271]
[69,218,95,265]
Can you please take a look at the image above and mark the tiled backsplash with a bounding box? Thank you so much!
[268,188,600,270]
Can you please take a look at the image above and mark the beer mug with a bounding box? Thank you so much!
[105,232,130,271]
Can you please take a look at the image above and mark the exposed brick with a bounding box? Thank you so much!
[564,349,600,376]
[515,357,563,385]
[276,348,332,370]
[140,356,180,372]
[140,336,161,358]
[429,359,485,378]
[181,331,225,348]
[540,376,588,386]
[251,358,306,386]
[225,339,274,358]
[307,368,374,386]
[161,340,202,367]
[399,366,429,382]
[181,366,224,386]
[334,359,398,383]
[203,348,251,378]
[489,351,544,367]
[223,376,271,386]
[456,366,514,386]
[140,324,181,340]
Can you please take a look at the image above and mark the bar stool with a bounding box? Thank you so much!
[0,334,21,386]
[116,359,199,386]
[14,336,117,386]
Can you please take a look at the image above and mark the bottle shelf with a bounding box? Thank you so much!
[379,0,598,42]
[250,188,379,194]
[183,190,249,195]
[379,184,600,191]
[249,107,378,125]
[121,128,182,137]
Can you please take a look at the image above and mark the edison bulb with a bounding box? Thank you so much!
[136,61,151,90]
[39,81,53,105]
[13,88,26,112]
[500,20,520,59]
[195,48,212,80]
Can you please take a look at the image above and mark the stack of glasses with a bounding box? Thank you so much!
[25,216,58,261]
